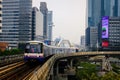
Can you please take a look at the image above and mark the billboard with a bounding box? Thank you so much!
[102,41,109,47]
[102,16,109,39]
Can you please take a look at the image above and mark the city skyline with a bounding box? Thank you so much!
[33,0,86,44]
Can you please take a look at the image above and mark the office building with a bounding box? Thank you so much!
[0,0,32,48]
[47,11,53,42]
[80,36,85,46]
[40,2,48,40]
[86,0,101,49]
[101,16,120,51]
[113,0,118,16]
[0,0,2,33]
[32,7,43,41]
[80,35,85,51]
[85,27,90,47]
[90,27,98,50]
[118,0,120,16]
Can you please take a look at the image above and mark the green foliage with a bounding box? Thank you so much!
[10,49,20,54]
[2,50,10,56]
[76,62,120,80]
[0,49,2,54]
[112,64,120,74]
[76,62,98,80]
[100,71,118,80]
[0,49,23,56]
[90,73,99,80]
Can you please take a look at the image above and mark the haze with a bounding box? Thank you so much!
[33,0,86,44]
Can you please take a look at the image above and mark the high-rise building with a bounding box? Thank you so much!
[101,16,120,51]
[86,0,101,49]
[32,7,43,41]
[118,0,120,16]
[108,17,120,50]
[90,27,98,50]
[88,0,114,27]
[80,35,86,51]
[0,0,2,33]
[80,36,85,46]
[0,0,32,48]
[85,27,90,47]
[47,11,53,42]
[113,0,118,16]
[40,2,48,40]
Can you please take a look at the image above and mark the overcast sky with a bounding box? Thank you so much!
[33,0,86,44]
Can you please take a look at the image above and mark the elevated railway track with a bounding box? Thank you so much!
[28,51,120,80]
[0,61,42,80]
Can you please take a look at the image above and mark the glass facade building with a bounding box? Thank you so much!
[0,0,32,48]
[0,0,2,33]
[47,11,53,41]
[40,2,48,40]
[32,7,43,41]
[107,17,120,50]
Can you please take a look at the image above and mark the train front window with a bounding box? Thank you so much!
[25,44,43,53]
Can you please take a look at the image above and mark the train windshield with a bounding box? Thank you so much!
[25,43,43,53]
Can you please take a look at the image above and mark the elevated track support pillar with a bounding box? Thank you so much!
[102,57,112,71]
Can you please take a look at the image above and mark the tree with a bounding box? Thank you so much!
[76,62,98,80]
[100,71,118,80]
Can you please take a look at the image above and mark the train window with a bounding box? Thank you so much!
[40,43,43,53]
[25,44,30,53]
[25,44,43,53]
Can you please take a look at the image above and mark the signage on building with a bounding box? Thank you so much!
[102,16,109,39]
[102,41,109,47]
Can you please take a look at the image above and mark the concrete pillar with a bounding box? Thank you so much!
[56,62,59,75]
[67,59,74,69]
[49,66,54,80]
[70,59,74,69]
[52,61,60,80]
[102,57,112,71]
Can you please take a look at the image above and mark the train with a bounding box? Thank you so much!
[24,40,78,62]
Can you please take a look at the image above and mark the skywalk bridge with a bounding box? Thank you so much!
[28,51,120,80]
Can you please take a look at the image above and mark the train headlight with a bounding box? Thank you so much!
[24,53,27,56]
[37,55,39,57]
[24,53,28,57]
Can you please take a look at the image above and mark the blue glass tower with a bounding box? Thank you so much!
[40,2,48,40]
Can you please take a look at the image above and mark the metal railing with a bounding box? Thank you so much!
[0,54,24,66]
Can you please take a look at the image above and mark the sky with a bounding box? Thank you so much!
[33,0,86,45]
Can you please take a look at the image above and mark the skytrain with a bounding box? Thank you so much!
[24,40,78,62]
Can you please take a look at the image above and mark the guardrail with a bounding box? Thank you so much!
[28,51,120,80]
[0,54,24,66]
